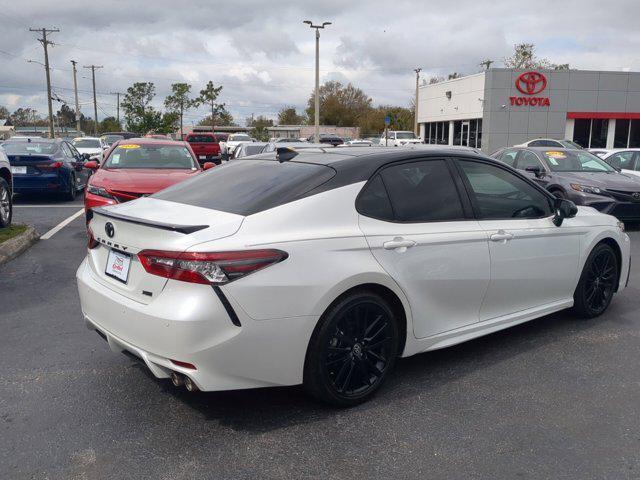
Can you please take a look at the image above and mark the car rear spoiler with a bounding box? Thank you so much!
[93,208,209,234]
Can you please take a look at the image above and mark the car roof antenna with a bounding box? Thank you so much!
[276,146,298,163]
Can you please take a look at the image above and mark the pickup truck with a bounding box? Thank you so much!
[184,133,221,165]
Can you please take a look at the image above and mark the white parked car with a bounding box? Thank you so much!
[601,149,640,177]
[515,138,583,149]
[77,148,630,406]
[220,133,253,157]
[0,146,12,227]
[72,136,109,161]
[380,131,423,147]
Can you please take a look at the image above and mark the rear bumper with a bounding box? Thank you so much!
[13,173,66,194]
[76,258,318,391]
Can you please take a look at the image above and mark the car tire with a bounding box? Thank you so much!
[65,174,77,201]
[572,243,619,319]
[0,178,12,228]
[303,290,399,407]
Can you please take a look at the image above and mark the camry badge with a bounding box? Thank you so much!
[105,222,115,238]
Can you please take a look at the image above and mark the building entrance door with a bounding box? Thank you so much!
[461,121,470,146]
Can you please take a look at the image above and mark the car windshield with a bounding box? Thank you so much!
[230,134,251,141]
[560,140,583,149]
[541,150,615,172]
[73,139,101,148]
[103,144,196,169]
[396,132,417,139]
[3,141,58,155]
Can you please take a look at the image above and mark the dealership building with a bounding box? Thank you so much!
[417,68,640,154]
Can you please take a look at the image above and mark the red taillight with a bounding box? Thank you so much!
[36,161,63,169]
[87,228,99,249]
[137,249,288,285]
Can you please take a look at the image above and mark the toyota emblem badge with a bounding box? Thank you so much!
[633,192,640,201]
[105,222,115,238]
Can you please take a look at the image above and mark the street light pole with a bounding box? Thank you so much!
[303,20,331,143]
[414,68,421,137]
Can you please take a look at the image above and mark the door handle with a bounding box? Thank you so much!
[490,230,514,242]
[383,237,417,251]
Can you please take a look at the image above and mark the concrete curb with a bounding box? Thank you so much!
[0,226,39,266]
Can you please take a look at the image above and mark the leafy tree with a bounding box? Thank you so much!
[277,106,305,125]
[0,105,9,119]
[164,83,196,138]
[247,115,273,141]
[196,81,224,131]
[10,107,44,127]
[305,81,372,127]
[121,82,176,134]
[98,116,121,134]
[56,104,76,128]
[197,107,236,127]
[503,43,570,70]
[358,105,414,136]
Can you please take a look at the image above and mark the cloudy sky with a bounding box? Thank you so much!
[1,0,638,126]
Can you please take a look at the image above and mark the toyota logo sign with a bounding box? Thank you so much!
[515,71,547,95]
[105,222,115,238]
[633,192,640,201]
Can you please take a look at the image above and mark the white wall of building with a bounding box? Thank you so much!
[417,73,485,123]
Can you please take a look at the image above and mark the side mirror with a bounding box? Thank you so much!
[552,198,578,226]
[84,161,99,170]
[203,162,215,170]
[525,165,544,178]
[82,153,91,161]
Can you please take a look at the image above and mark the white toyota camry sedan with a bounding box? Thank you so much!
[77,146,631,406]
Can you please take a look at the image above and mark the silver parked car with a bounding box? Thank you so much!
[0,146,12,227]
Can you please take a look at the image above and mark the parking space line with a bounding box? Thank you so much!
[15,205,83,208]
[40,209,85,240]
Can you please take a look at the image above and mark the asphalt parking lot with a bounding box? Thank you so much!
[1,198,639,480]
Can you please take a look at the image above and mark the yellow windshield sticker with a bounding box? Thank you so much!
[545,151,566,159]
[118,144,140,149]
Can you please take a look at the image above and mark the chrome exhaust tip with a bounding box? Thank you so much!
[170,372,184,387]
[184,376,199,392]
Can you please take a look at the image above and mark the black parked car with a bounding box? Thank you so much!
[492,147,640,221]
[307,133,344,146]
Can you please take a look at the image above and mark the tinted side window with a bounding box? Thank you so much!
[379,160,464,222]
[458,160,552,219]
[357,175,393,220]
[516,151,543,170]
[61,143,73,159]
[607,152,635,170]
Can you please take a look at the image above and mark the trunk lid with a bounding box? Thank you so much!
[7,154,57,175]
[87,197,244,304]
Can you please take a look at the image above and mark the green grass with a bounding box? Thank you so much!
[0,224,28,244]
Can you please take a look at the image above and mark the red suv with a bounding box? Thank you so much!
[185,133,222,165]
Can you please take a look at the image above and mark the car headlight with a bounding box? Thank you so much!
[87,184,114,199]
[570,183,603,195]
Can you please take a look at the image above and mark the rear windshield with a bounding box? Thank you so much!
[103,144,197,169]
[186,135,216,143]
[73,139,101,148]
[153,159,335,215]
[3,141,58,155]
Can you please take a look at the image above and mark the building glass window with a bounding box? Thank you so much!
[630,120,640,148]
[573,119,591,148]
[590,119,608,148]
[453,121,462,145]
[477,119,482,149]
[614,119,630,148]
[439,122,449,144]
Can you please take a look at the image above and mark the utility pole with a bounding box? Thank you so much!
[70,60,81,134]
[414,67,422,136]
[84,65,103,135]
[110,92,122,127]
[30,27,59,138]
[303,20,332,143]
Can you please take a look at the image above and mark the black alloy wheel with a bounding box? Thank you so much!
[573,243,618,318]
[0,178,12,227]
[304,291,399,406]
